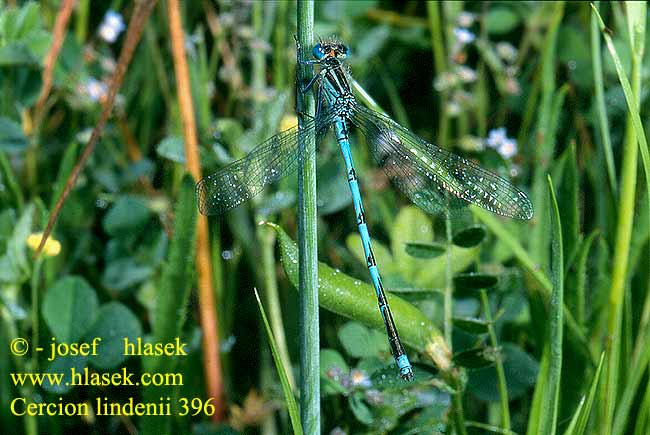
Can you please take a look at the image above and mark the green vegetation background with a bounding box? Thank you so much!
[0,1,649,435]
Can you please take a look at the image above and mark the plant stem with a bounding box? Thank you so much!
[296,1,319,433]
[261,225,296,390]
[167,0,224,421]
[427,1,449,146]
[601,4,645,434]
[444,210,453,349]
[481,290,511,430]
[452,378,469,435]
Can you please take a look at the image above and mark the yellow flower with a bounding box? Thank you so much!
[26,232,61,257]
[279,114,298,132]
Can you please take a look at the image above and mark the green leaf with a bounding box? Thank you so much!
[485,7,521,35]
[346,233,396,276]
[468,343,539,401]
[404,241,446,259]
[321,348,349,374]
[255,289,303,435]
[454,272,498,290]
[101,257,152,291]
[13,2,41,40]
[86,302,142,369]
[0,150,24,209]
[569,230,599,326]
[0,117,27,152]
[0,43,38,65]
[452,225,487,248]
[392,206,433,279]
[391,206,478,287]
[453,317,489,334]
[557,144,579,264]
[0,203,32,284]
[42,276,99,342]
[102,196,151,236]
[42,355,87,394]
[338,321,388,358]
[453,347,495,369]
[349,392,374,425]
[156,136,185,164]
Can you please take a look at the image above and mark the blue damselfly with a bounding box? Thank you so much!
[196,38,534,381]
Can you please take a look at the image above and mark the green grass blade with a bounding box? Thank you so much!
[140,174,197,435]
[590,1,617,195]
[633,374,650,435]
[0,150,24,212]
[527,346,550,435]
[538,175,564,435]
[612,343,650,435]
[254,288,303,435]
[592,3,650,228]
[573,230,600,327]
[592,5,650,434]
[563,353,606,435]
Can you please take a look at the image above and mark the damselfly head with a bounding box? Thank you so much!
[312,40,349,61]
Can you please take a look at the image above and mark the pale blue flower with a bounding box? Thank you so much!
[498,138,518,159]
[98,10,126,43]
[454,27,476,45]
[486,127,507,149]
[81,78,108,102]
[486,128,518,159]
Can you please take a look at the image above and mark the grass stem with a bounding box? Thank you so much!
[296,1,320,433]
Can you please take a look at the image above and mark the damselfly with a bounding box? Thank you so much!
[196,38,534,381]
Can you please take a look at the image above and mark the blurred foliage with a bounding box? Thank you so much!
[0,1,649,435]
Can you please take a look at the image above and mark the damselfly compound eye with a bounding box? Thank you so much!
[312,43,325,59]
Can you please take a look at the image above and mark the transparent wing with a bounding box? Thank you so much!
[350,105,533,220]
[197,114,331,215]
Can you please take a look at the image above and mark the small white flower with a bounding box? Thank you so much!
[446,100,462,116]
[454,27,476,45]
[457,12,477,28]
[456,65,477,83]
[498,138,518,159]
[505,65,519,77]
[486,127,507,149]
[81,78,108,102]
[496,42,518,63]
[98,10,126,43]
[434,72,457,91]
